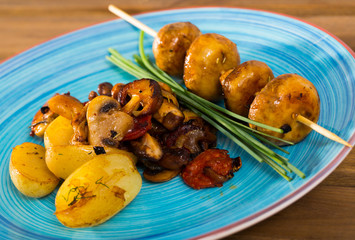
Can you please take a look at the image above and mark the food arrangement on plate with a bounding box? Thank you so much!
[6,5,353,233]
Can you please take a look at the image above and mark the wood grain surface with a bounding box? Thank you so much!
[1,0,354,239]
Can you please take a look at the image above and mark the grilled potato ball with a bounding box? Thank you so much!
[248,73,320,145]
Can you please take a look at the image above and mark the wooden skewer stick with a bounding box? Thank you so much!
[108,4,157,38]
[108,5,353,148]
[295,114,352,148]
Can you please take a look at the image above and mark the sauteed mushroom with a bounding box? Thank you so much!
[130,133,163,161]
[153,89,184,131]
[248,73,320,145]
[220,60,274,117]
[184,33,241,101]
[119,79,163,117]
[87,96,133,147]
[153,22,201,76]
[143,168,180,183]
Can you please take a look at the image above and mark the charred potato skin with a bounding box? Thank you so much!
[248,73,320,145]
[220,60,274,117]
[153,22,201,76]
[184,33,241,101]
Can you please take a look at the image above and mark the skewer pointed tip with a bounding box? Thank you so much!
[295,114,352,148]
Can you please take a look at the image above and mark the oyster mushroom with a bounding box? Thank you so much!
[119,79,163,117]
[87,96,134,147]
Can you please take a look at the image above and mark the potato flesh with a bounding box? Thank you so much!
[184,33,241,101]
[55,153,142,228]
[45,145,137,179]
[44,116,73,148]
[9,142,59,198]
[248,73,320,145]
[221,60,274,117]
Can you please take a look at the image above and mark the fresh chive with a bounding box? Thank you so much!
[106,31,306,180]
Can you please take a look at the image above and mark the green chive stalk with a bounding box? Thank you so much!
[106,31,305,180]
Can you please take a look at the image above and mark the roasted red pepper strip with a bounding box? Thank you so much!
[122,115,152,141]
[182,149,241,189]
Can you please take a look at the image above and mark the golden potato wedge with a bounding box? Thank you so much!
[9,142,59,198]
[46,145,137,179]
[54,153,142,228]
[44,116,73,148]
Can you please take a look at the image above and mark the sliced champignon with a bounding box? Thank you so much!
[119,79,163,117]
[143,168,180,183]
[153,22,201,76]
[87,96,133,147]
[130,133,163,161]
[47,94,84,120]
[165,118,217,156]
[153,89,184,131]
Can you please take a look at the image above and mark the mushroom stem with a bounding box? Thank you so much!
[108,4,157,38]
[294,114,352,148]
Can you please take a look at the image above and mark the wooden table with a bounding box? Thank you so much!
[1,0,354,239]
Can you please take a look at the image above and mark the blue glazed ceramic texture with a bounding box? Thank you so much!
[0,7,354,240]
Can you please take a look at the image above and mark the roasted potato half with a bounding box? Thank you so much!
[249,73,320,145]
[9,142,59,198]
[46,145,137,179]
[44,116,74,148]
[54,153,142,228]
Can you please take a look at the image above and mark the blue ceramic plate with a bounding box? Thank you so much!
[0,7,354,240]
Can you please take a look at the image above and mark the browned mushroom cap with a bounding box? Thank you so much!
[153,22,201,76]
[143,168,180,183]
[158,148,191,170]
[130,133,163,161]
[87,96,134,147]
[153,88,184,131]
[111,83,125,100]
[165,118,217,156]
[220,60,274,117]
[184,33,241,101]
[97,82,113,96]
[248,73,320,145]
[119,79,163,117]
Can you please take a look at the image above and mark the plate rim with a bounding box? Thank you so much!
[1,6,354,240]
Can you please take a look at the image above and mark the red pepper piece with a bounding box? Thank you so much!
[182,149,241,189]
[122,115,152,141]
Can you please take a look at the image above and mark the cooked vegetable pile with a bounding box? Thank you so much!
[9,20,322,228]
